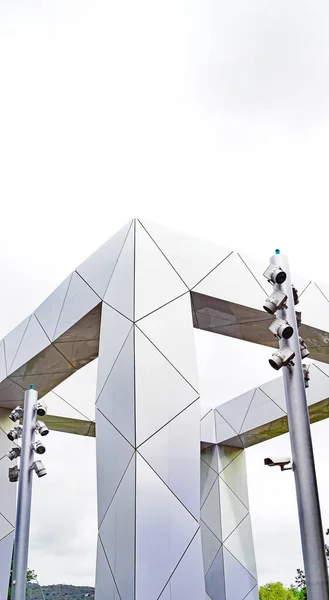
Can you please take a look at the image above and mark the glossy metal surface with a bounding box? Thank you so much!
[201,445,258,599]
[12,388,38,600]
[272,253,329,600]
[0,409,16,600]
[0,220,328,598]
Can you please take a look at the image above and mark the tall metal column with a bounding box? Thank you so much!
[272,253,329,600]
[12,386,38,600]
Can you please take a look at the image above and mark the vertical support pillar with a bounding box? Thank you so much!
[201,444,258,600]
[0,408,17,600]
[12,387,38,600]
[94,220,205,600]
[272,253,329,600]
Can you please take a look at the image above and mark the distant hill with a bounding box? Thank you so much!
[26,584,94,599]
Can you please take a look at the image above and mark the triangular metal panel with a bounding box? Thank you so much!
[139,401,200,519]
[96,328,135,446]
[258,377,286,412]
[219,480,248,541]
[49,359,97,422]
[193,253,266,310]
[240,388,286,434]
[0,342,6,382]
[0,457,16,525]
[53,272,100,341]
[104,223,135,321]
[135,328,198,446]
[137,293,198,391]
[222,547,257,600]
[220,436,245,449]
[134,221,188,321]
[158,587,171,600]
[201,410,216,444]
[224,515,257,579]
[96,410,134,525]
[34,275,72,341]
[299,282,329,332]
[201,445,219,474]
[95,538,120,600]
[316,360,329,378]
[219,451,249,509]
[0,531,14,600]
[135,455,199,600]
[201,521,222,574]
[140,219,232,290]
[76,221,132,299]
[96,303,132,398]
[9,315,50,375]
[204,546,225,600]
[217,447,243,475]
[4,316,30,374]
[244,587,259,600]
[215,411,238,443]
[217,390,255,434]
[99,456,135,600]
[42,392,89,420]
[201,479,222,541]
[0,514,14,540]
[201,459,218,507]
[168,530,206,599]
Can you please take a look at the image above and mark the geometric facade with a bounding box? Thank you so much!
[0,219,329,600]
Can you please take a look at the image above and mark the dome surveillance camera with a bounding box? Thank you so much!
[32,441,46,455]
[35,421,49,437]
[36,400,47,417]
[263,265,287,286]
[269,346,295,370]
[8,465,20,482]
[32,460,47,478]
[299,337,310,359]
[9,406,24,423]
[263,290,288,315]
[7,426,23,442]
[269,318,293,340]
[7,447,21,461]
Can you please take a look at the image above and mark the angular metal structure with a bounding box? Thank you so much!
[0,219,329,600]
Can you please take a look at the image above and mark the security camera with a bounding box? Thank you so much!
[36,400,47,417]
[6,447,21,461]
[9,406,24,423]
[35,421,49,437]
[32,441,46,455]
[269,346,295,370]
[32,460,47,478]
[269,318,293,340]
[299,337,310,359]
[7,425,23,442]
[292,286,299,305]
[295,311,302,328]
[8,466,20,482]
[263,265,287,286]
[303,364,311,388]
[263,290,288,315]
[264,457,292,471]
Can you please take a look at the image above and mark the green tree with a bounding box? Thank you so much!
[259,582,298,599]
[7,562,37,599]
[294,569,307,599]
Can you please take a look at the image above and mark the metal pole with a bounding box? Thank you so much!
[12,386,38,600]
[272,252,329,600]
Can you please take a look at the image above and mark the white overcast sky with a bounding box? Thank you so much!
[1,0,329,589]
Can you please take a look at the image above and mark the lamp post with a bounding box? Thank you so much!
[6,386,49,600]
[265,252,329,600]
